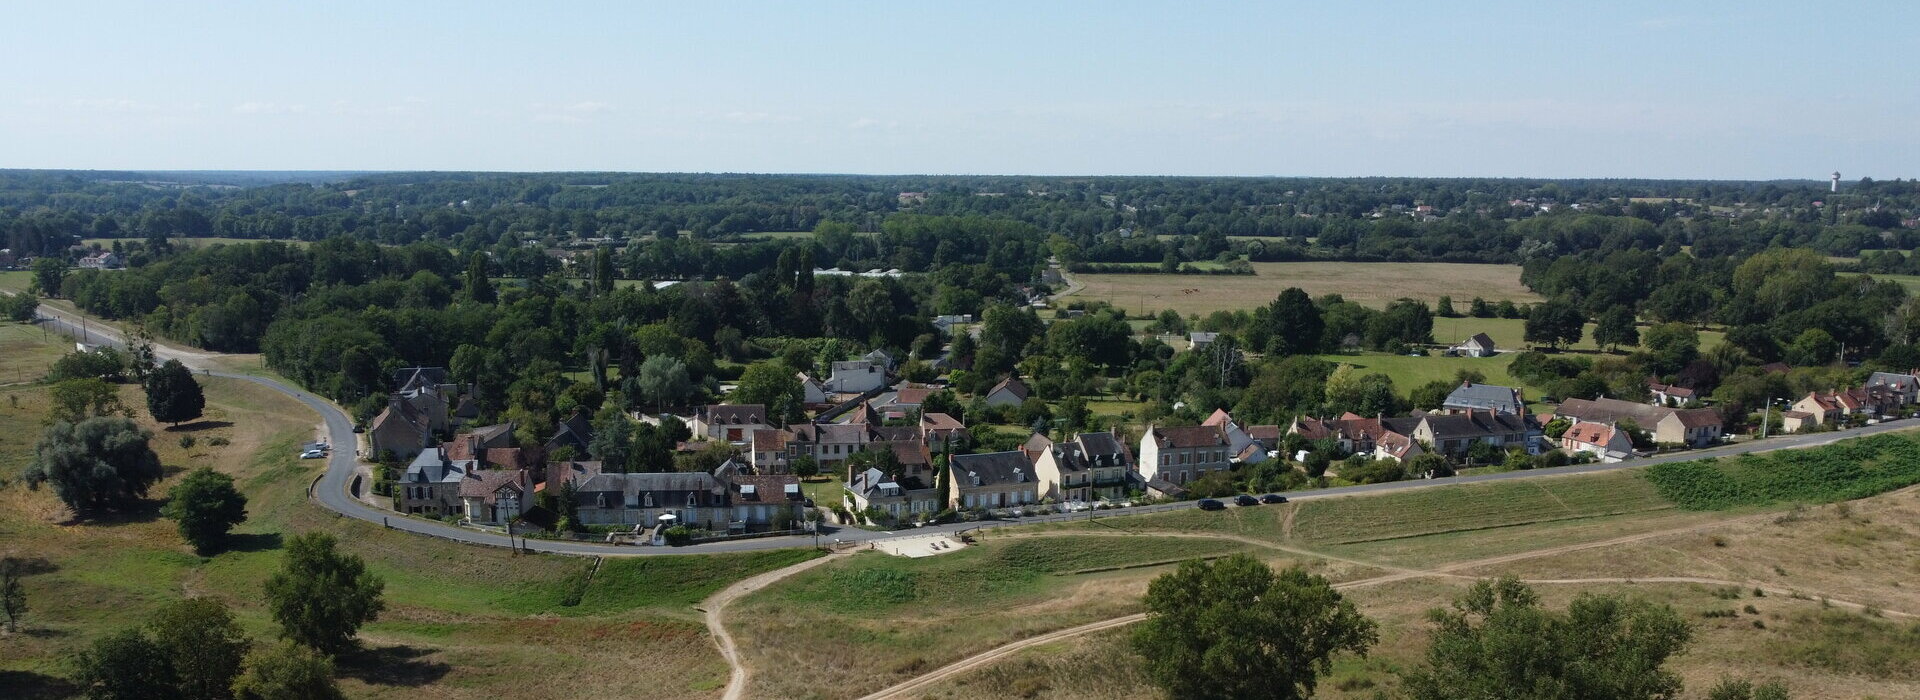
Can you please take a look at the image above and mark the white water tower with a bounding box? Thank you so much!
[1831,171,1841,192]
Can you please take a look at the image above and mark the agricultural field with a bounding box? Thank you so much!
[1063,262,1541,315]
[0,341,820,699]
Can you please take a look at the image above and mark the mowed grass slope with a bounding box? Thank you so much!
[0,351,817,699]
[1065,262,1541,315]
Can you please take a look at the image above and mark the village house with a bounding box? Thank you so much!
[1033,432,1135,503]
[983,376,1030,408]
[920,412,970,451]
[544,409,595,457]
[749,428,791,473]
[561,468,733,530]
[863,348,897,372]
[825,360,886,393]
[399,447,474,516]
[367,394,436,461]
[1560,422,1634,463]
[1791,387,1900,426]
[786,422,872,471]
[947,451,1042,510]
[1137,424,1231,486]
[871,384,933,421]
[1443,382,1526,415]
[77,251,123,269]
[1864,371,1920,405]
[1200,409,1277,464]
[459,468,531,526]
[1404,411,1532,457]
[1555,397,1722,447]
[724,474,807,530]
[1188,332,1219,352]
[1452,332,1498,357]
[845,442,943,521]
[690,404,768,444]
[798,373,829,404]
[1645,380,1697,407]
[1289,413,1389,455]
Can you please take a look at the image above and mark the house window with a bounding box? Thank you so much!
[688,493,698,507]
[643,493,655,508]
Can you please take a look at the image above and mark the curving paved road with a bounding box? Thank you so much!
[26,299,1920,557]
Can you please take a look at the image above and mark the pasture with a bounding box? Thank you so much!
[1064,262,1541,315]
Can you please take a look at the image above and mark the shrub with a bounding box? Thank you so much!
[663,525,692,546]
[178,435,196,449]
[1643,434,1920,510]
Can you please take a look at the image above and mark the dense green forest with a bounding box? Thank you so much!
[7,170,1919,273]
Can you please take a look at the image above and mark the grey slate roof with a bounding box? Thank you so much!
[950,451,1036,488]
[1443,382,1525,414]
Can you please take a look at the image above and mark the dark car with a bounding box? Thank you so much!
[1259,493,1288,504]
[1234,494,1260,507]
[1196,499,1226,511]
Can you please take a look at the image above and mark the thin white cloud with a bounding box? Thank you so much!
[233,101,307,115]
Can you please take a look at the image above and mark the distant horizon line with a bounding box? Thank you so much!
[0,167,1857,184]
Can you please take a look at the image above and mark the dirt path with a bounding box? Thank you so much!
[853,509,1920,700]
[703,549,852,700]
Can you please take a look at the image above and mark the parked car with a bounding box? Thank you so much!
[1234,494,1259,507]
[299,449,326,459]
[1196,498,1225,511]
[1259,493,1288,504]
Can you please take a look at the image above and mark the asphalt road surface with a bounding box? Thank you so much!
[27,301,1916,557]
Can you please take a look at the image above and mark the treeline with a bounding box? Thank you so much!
[7,170,1914,265]
[40,238,1027,437]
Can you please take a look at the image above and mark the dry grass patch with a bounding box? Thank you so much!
[1064,262,1540,315]
[1464,488,1920,616]
[730,535,1380,699]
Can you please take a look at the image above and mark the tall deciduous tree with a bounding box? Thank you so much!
[1401,577,1692,700]
[30,256,66,298]
[145,359,206,427]
[47,378,129,425]
[1264,287,1325,356]
[1524,299,1586,349]
[463,252,495,304]
[263,533,385,655]
[148,598,249,700]
[731,360,804,423]
[161,468,248,553]
[1593,305,1640,353]
[72,628,179,700]
[1131,554,1376,700]
[1,556,27,632]
[24,416,162,514]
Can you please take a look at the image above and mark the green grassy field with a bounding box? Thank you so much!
[1436,316,1726,353]
[0,346,822,698]
[0,270,32,293]
[1314,352,1536,397]
[0,323,68,384]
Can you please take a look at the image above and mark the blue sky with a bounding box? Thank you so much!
[2,1,1914,178]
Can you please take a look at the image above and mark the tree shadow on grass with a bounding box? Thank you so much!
[58,499,162,527]
[221,532,283,553]
[164,420,233,432]
[0,670,79,700]
[337,644,451,687]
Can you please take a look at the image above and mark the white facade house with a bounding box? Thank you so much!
[825,360,886,394]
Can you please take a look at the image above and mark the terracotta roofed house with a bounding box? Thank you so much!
[1554,397,1721,447]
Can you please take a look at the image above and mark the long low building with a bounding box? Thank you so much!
[1553,397,1721,447]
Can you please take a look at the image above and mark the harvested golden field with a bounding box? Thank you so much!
[1063,262,1541,315]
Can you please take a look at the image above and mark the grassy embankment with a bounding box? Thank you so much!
[742,431,1920,699]
[0,325,820,699]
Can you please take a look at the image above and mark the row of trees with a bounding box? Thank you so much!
[1133,555,1788,700]
[63,532,382,700]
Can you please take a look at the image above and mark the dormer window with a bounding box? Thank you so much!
[643,492,655,508]
[688,492,698,507]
